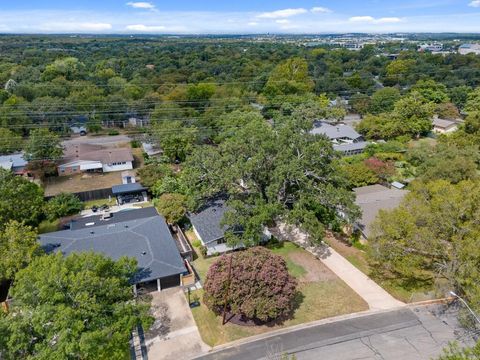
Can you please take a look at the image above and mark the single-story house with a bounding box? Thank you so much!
[0,152,28,175]
[58,143,134,176]
[432,118,459,134]
[188,199,235,256]
[353,184,409,240]
[310,121,364,143]
[112,183,148,205]
[39,207,188,293]
[333,141,370,156]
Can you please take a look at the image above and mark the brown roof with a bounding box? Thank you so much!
[61,143,133,165]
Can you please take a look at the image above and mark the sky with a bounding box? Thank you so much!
[0,1,480,34]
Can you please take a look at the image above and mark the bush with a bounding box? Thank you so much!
[131,140,141,148]
[192,239,202,248]
[45,193,84,220]
[108,129,120,136]
[199,245,208,258]
[203,247,297,322]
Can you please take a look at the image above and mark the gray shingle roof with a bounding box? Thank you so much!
[310,121,363,141]
[333,141,369,152]
[39,209,186,284]
[354,185,408,239]
[189,199,228,244]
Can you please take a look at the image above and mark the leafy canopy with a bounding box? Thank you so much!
[0,252,152,360]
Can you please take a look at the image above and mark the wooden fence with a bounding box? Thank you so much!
[45,187,113,202]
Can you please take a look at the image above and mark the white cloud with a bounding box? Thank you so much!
[40,22,112,32]
[126,24,166,31]
[247,22,259,26]
[126,2,156,10]
[311,7,332,13]
[469,0,480,7]
[275,19,290,24]
[349,16,402,24]
[257,8,307,19]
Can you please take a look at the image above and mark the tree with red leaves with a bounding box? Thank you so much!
[364,157,396,180]
[203,247,297,322]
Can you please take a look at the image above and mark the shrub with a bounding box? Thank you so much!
[154,193,187,224]
[203,247,297,322]
[108,129,120,136]
[192,239,202,248]
[45,193,84,220]
[131,140,141,148]
[199,245,208,257]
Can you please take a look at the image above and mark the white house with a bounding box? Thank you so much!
[432,118,459,134]
[58,144,133,176]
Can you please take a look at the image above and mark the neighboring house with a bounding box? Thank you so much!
[0,152,28,175]
[39,207,189,293]
[458,43,480,55]
[58,144,134,175]
[354,184,409,240]
[432,118,459,134]
[128,117,150,127]
[311,121,369,156]
[189,199,234,256]
[142,142,162,157]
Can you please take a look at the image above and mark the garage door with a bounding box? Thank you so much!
[160,274,180,290]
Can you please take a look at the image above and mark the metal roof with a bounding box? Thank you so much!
[112,183,147,195]
[0,153,27,170]
[39,208,186,284]
[333,141,369,152]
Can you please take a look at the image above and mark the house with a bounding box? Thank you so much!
[0,152,28,175]
[458,43,480,55]
[58,144,134,176]
[142,142,162,157]
[310,121,364,143]
[39,207,189,293]
[353,184,408,240]
[189,199,234,256]
[311,121,369,156]
[432,118,459,134]
[111,183,148,205]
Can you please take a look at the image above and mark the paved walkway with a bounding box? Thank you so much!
[273,223,404,310]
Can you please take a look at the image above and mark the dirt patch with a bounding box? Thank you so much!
[288,251,337,283]
[44,172,122,196]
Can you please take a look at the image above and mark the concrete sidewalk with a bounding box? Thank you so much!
[273,223,404,310]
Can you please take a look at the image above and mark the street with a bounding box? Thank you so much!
[196,305,475,360]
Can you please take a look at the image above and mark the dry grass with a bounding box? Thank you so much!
[44,172,123,196]
[189,242,368,347]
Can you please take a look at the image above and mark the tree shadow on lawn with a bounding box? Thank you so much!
[224,290,306,328]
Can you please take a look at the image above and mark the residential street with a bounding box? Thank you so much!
[196,305,475,360]
[61,135,131,146]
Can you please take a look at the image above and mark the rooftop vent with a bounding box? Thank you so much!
[141,251,147,255]
[90,231,95,235]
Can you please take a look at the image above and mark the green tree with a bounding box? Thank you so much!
[369,87,401,114]
[437,341,480,360]
[24,128,63,161]
[264,57,314,96]
[0,252,152,360]
[151,120,197,162]
[0,221,40,282]
[45,193,84,220]
[0,169,44,228]
[154,193,187,223]
[411,79,450,104]
[0,127,22,154]
[182,117,359,246]
[465,87,480,114]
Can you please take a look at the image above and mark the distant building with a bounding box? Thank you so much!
[418,43,443,52]
[0,153,28,175]
[354,185,408,240]
[432,118,459,134]
[311,121,369,156]
[458,43,480,55]
[58,144,133,176]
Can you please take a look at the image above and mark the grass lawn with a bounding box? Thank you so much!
[44,172,122,196]
[189,241,368,347]
[326,232,436,303]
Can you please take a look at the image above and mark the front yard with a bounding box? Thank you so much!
[189,241,368,347]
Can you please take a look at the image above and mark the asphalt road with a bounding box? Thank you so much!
[196,305,475,360]
[62,135,132,146]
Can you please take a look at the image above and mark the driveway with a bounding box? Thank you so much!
[145,288,210,360]
[272,223,404,310]
[197,304,476,360]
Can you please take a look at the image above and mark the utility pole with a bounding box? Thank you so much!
[222,253,233,325]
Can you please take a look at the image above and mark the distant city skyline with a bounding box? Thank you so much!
[1,1,480,34]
